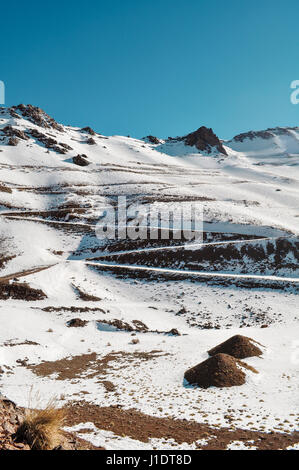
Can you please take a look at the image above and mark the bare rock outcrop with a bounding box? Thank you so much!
[182,126,227,155]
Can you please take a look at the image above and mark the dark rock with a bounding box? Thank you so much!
[169,328,181,336]
[1,126,29,141]
[86,137,96,145]
[14,104,64,132]
[73,154,89,166]
[8,137,19,146]
[67,318,88,328]
[81,126,96,136]
[145,135,160,144]
[182,126,227,155]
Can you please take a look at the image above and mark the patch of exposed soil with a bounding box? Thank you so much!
[0,282,46,301]
[65,401,299,450]
[39,306,105,313]
[0,184,12,193]
[208,335,263,359]
[27,350,168,381]
[72,285,102,301]
[2,339,39,347]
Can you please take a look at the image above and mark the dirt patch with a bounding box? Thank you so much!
[0,282,46,301]
[184,353,248,388]
[208,335,263,359]
[0,184,12,193]
[27,350,168,381]
[40,306,105,313]
[65,401,299,450]
[72,285,102,301]
[2,339,39,347]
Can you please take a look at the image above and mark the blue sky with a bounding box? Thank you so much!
[1,0,299,139]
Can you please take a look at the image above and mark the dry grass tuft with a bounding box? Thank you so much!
[16,398,66,450]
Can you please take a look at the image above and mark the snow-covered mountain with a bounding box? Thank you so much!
[0,105,298,450]
[227,126,299,159]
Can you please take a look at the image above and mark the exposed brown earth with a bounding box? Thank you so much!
[0,264,54,284]
[65,401,299,450]
[0,282,46,301]
[0,184,12,193]
[27,350,168,381]
[39,305,105,313]
[208,335,263,359]
[72,285,102,301]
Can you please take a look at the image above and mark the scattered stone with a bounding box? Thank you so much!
[131,338,140,345]
[144,135,160,144]
[169,328,181,336]
[1,125,29,141]
[8,137,19,146]
[81,126,96,136]
[14,104,64,132]
[86,137,96,145]
[27,129,72,154]
[67,318,88,328]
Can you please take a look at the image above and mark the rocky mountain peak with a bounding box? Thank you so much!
[182,126,227,155]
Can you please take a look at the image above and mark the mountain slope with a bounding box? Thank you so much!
[0,105,298,450]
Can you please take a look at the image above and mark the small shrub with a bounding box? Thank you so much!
[16,399,65,450]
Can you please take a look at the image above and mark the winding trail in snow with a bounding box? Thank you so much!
[85,260,299,284]
[0,264,56,283]
[87,234,296,259]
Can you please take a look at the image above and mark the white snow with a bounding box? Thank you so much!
[0,108,298,450]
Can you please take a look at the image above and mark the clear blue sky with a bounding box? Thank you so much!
[1,0,299,139]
